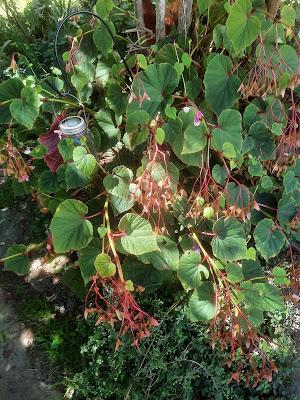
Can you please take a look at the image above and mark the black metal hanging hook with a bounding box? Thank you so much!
[54,9,133,94]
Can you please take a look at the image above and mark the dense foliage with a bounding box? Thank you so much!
[0,0,299,390]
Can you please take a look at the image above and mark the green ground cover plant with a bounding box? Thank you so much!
[0,0,299,392]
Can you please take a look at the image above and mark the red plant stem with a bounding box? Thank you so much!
[86,210,104,219]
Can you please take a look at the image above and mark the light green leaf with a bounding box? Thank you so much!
[95,0,114,18]
[93,22,114,54]
[58,138,74,161]
[212,109,242,157]
[281,5,296,27]
[103,166,133,199]
[137,54,148,70]
[225,262,244,283]
[212,217,247,261]
[254,218,285,259]
[178,250,209,289]
[204,54,241,115]
[94,253,116,277]
[129,63,179,118]
[73,146,96,177]
[50,199,93,253]
[243,282,285,312]
[65,163,89,189]
[226,0,261,53]
[188,282,216,322]
[10,86,40,129]
[273,266,290,285]
[4,244,29,275]
[118,213,159,255]
[97,225,108,238]
[156,127,165,145]
[137,235,179,271]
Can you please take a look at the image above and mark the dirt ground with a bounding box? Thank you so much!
[0,288,61,400]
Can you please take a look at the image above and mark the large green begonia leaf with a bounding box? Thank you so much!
[188,282,216,322]
[226,0,261,53]
[212,109,242,158]
[73,146,96,177]
[242,282,285,312]
[178,250,209,289]
[118,213,159,255]
[137,235,179,271]
[4,244,30,275]
[212,217,247,261]
[254,218,285,259]
[10,86,40,129]
[0,78,23,124]
[204,54,240,115]
[163,110,206,167]
[247,122,275,160]
[50,199,93,253]
[128,63,179,118]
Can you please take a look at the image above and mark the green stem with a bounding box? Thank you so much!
[104,199,124,282]
[42,97,96,115]
[0,241,45,263]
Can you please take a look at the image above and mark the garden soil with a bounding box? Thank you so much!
[0,202,61,400]
[0,288,61,400]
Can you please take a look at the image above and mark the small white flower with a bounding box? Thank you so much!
[183,106,190,113]
[24,147,31,155]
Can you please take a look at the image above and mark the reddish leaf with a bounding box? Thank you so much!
[39,112,66,172]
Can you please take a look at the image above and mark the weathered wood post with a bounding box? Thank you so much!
[178,0,193,37]
[156,0,166,42]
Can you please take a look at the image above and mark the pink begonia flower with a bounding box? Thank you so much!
[19,174,29,182]
[183,105,190,113]
[194,111,204,126]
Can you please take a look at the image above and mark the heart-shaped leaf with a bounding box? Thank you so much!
[212,217,247,261]
[118,213,159,255]
[73,146,96,177]
[4,244,29,275]
[50,199,93,253]
[226,0,261,53]
[178,250,209,289]
[10,86,40,128]
[188,282,216,322]
[204,54,241,115]
[94,253,116,277]
[129,63,179,118]
[247,122,275,160]
[212,109,242,158]
[254,218,285,259]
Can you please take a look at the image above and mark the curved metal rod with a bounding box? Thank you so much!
[54,10,133,93]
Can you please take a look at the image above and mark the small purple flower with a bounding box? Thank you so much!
[183,105,190,113]
[194,111,204,126]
